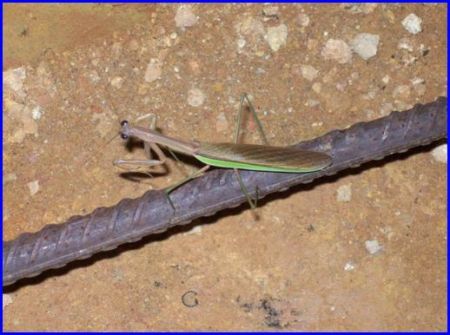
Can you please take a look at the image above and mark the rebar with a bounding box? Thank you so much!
[3,96,447,286]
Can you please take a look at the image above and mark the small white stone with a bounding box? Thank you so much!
[365,240,383,255]
[3,294,13,310]
[351,33,379,60]
[27,180,40,196]
[262,6,279,17]
[110,76,124,89]
[312,82,322,94]
[392,85,411,100]
[321,39,352,64]
[344,261,356,271]
[265,24,288,52]
[300,64,319,81]
[3,67,27,95]
[306,99,320,107]
[170,32,178,39]
[187,88,206,107]
[297,13,310,27]
[144,59,162,83]
[402,13,422,35]
[32,106,42,120]
[398,38,414,52]
[237,38,246,49]
[175,5,198,28]
[431,144,447,163]
[382,75,390,85]
[337,184,352,202]
[183,226,203,236]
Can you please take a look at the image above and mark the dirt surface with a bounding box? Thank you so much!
[3,4,447,331]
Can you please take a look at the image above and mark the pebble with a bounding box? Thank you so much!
[402,13,422,34]
[344,4,377,14]
[306,99,320,107]
[297,13,310,27]
[337,184,352,202]
[3,294,13,310]
[110,76,124,89]
[89,70,101,83]
[262,6,279,18]
[265,24,288,52]
[27,180,40,196]
[351,33,379,60]
[31,106,42,120]
[4,173,17,185]
[392,84,411,100]
[187,88,206,107]
[300,64,318,81]
[431,144,447,163]
[183,226,203,236]
[344,261,356,271]
[175,5,198,28]
[312,82,322,94]
[398,38,414,52]
[365,239,383,255]
[215,112,228,132]
[3,67,27,96]
[144,59,162,83]
[382,75,390,85]
[321,39,352,64]
[237,38,246,49]
[379,102,394,116]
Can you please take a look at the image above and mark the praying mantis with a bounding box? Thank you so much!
[114,94,332,210]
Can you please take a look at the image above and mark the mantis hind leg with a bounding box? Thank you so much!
[236,93,270,145]
[234,93,268,216]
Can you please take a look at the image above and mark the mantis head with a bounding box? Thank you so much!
[119,120,130,140]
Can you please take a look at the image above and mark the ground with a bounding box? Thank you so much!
[3,4,447,331]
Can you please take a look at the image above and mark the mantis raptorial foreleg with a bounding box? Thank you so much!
[114,114,167,172]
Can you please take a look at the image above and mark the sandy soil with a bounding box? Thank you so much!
[3,4,447,331]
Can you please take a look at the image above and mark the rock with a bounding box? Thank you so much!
[402,13,422,35]
[431,144,447,163]
[3,67,27,97]
[175,5,198,28]
[3,294,13,310]
[187,88,206,107]
[344,261,356,271]
[392,85,411,100]
[265,24,288,52]
[365,239,383,255]
[144,59,162,83]
[27,180,40,196]
[110,76,124,89]
[337,184,352,202]
[300,65,318,81]
[31,106,42,120]
[321,39,352,64]
[351,33,379,60]
[296,13,310,27]
[398,38,414,52]
[262,6,279,18]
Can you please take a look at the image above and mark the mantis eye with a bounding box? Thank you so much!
[120,133,129,140]
[120,120,128,127]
